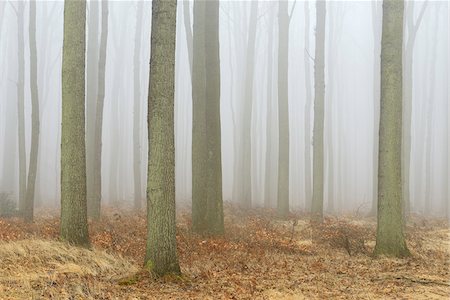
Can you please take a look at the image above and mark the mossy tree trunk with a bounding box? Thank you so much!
[145,0,181,276]
[61,0,90,247]
[311,0,326,222]
[374,0,409,258]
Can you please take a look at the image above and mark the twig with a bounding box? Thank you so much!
[372,275,450,287]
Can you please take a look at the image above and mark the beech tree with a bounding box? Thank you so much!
[374,0,409,258]
[60,0,90,247]
[145,0,181,276]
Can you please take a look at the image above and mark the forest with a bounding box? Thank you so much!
[0,0,449,299]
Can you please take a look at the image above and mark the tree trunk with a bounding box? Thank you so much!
[303,1,312,212]
[311,0,326,222]
[86,0,99,217]
[24,0,41,222]
[264,9,275,209]
[91,0,108,220]
[133,1,144,211]
[277,0,289,218]
[17,2,27,215]
[61,0,90,247]
[145,0,181,276]
[374,0,409,258]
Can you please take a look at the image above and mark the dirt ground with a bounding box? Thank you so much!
[0,205,448,299]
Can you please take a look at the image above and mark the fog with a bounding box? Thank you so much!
[0,0,448,217]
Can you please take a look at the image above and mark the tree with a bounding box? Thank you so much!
[86,0,99,218]
[192,0,224,234]
[402,1,428,216]
[277,0,295,218]
[92,0,109,219]
[133,1,144,211]
[24,0,41,222]
[233,0,258,209]
[369,0,382,216]
[303,1,313,212]
[264,7,275,208]
[145,0,181,276]
[311,0,326,222]
[60,0,90,247]
[374,0,409,258]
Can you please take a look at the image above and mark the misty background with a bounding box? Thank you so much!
[0,0,448,216]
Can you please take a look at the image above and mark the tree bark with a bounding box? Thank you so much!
[374,0,409,258]
[133,1,144,211]
[24,0,41,222]
[312,0,326,222]
[303,1,312,212]
[61,0,90,247]
[91,0,109,220]
[145,0,181,276]
[86,0,99,217]
[277,0,289,218]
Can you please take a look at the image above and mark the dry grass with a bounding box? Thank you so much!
[0,205,448,299]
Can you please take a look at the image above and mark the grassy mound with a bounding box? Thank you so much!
[0,239,138,299]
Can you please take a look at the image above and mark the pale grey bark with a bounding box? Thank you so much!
[374,0,409,258]
[16,2,27,215]
[91,0,108,219]
[370,0,382,216]
[133,1,144,211]
[86,0,99,217]
[264,9,275,208]
[236,0,258,208]
[24,0,40,222]
[61,0,90,247]
[312,0,326,222]
[277,0,289,218]
[304,1,313,212]
[402,1,427,216]
[145,0,180,276]
[183,0,193,76]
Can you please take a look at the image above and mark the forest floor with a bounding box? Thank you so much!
[0,204,448,299]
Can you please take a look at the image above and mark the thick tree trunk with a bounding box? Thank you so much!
[303,1,312,212]
[91,0,108,220]
[145,0,181,276]
[277,0,289,218]
[61,0,90,247]
[24,0,41,222]
[133,1,144,211]
[311,0,326,222]
[374,0,409,258]
[86,0,99,217]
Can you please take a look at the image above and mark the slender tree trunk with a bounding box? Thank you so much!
[145,0,181,276]
[183,0,193,76]
[86,0,99,217]
[370,0,382,216]
[277,0,289,218]
[374,0,409,258]
[24,0,41,222]
[133,1,144,211]
[424,10,439,215]
[312,0,326,222]
[17,2,27,215]
[92,0,108,220]
[264,9,275,209]
[304,1,313,212]
[61,0,90,247]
